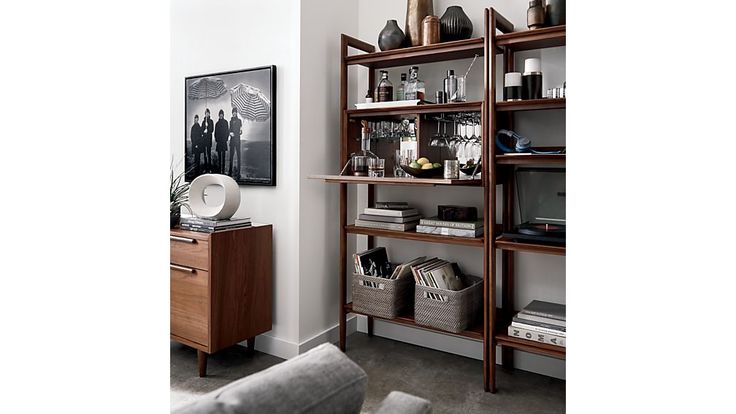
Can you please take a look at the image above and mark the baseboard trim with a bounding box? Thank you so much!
[248,316,358,360]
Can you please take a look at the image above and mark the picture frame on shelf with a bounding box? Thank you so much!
[185,65,276,186]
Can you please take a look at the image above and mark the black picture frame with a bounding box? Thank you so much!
[185,65,276,186]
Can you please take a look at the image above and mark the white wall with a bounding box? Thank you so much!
[171,0,303,354]
[355,0,566,379]
[297,0,360,345]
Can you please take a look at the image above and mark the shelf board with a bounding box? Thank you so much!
[345,303,484,341]
[495,149,566,165]
[308,174,482,187]
[495,331,566,359]
[347,101,483,119]
[496,25,566,52]
[345,38,485,69]
[346,225,484,247]
[494,235,566,256]
[496,98,565,112]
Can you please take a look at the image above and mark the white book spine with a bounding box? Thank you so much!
[511,321,566,337]
[508,325,566,348]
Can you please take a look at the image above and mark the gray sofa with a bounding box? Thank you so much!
[172,343,431,414]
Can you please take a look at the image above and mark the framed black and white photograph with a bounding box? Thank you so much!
[185,65,276,186]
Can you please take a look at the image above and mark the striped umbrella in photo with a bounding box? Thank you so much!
[187,77,227,100]
[230,83,271,122]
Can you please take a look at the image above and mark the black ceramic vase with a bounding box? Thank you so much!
[545,0,566,26]
[439,6,473,42]
[378,20,406,51]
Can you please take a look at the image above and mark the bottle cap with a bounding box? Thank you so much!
[447,69,455,76]
[523,58,541,74]
[401,73,407,80]
[504,72,522,87]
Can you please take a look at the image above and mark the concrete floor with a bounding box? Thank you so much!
[171,333,565,413]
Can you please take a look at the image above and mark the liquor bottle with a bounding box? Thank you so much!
[377,70,393,102]
[396,73,407,101]
[405,66,425,101]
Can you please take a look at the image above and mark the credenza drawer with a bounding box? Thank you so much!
[170,265,209,347]
[170,234,209,270]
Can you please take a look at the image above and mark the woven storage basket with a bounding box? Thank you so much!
[352,272,414,319]
[414,275,483,333]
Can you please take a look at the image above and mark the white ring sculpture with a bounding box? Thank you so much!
[189,174,241,220]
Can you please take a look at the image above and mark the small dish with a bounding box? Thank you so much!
[400,164,443,178]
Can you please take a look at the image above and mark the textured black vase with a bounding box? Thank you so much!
[439,6,473,42]
[378,20,406,51]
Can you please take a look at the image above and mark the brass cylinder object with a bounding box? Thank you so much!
[422,15,440,46]
[527,0,545,29]
[405,0,434,47]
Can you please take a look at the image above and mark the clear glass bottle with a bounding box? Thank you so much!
[377,70,393,102]
[405,66,425,101]
[396,73,407,101]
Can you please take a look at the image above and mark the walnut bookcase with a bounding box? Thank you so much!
[310,8,565,393]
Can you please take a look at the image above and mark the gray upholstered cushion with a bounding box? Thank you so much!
[173,343,367,414]
[373,391,432,414]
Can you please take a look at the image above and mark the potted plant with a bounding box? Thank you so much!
[170,165,192,228]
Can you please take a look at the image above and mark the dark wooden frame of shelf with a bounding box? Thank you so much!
[487,11,567,392]
[319,9,565,395]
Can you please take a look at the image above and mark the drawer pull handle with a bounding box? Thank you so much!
[170,264,196,273]
[170,235,196,243]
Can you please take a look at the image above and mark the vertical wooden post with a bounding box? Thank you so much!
[339,35,349,351]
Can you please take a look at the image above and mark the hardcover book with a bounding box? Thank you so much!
[180,222,252,233]
[354,219,417,232]
[515,311,567,327]
[358,214,421,224]
[521,300,566,321]
[508,325,566,348]
[180,215,252,227]
[419,216,483,230]
[415,225,483,238]
[511,320,566,337]
[363,208,420,218]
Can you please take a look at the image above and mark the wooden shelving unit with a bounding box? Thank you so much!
[488,12,566,391]
[311,8,564,393]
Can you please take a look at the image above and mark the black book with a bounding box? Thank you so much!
[521,300,566,321]
[180,222,252,233]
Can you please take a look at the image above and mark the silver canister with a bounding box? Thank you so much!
[444,159,459,179]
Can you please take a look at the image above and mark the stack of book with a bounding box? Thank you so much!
[416,216,484,238]
[354,201,421,232]
[508,300,566,348]
[180,215,252,233]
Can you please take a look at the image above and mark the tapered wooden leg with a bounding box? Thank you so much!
[197,350,207,378]
[246,337,256,356]
[367,316,374,337]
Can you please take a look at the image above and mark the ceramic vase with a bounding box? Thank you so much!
[545,0,566,26]
[378,20,406,51]
[439,6,473,42]
[404,0,434,47]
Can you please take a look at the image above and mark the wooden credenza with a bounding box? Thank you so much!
[170,224,272,377]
